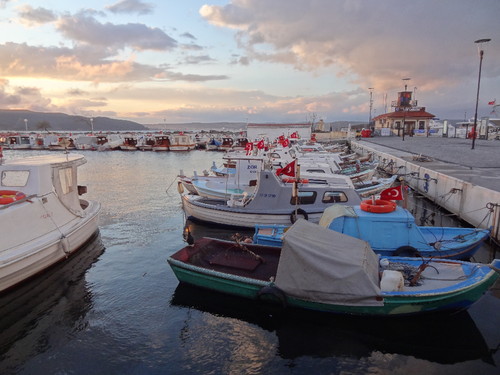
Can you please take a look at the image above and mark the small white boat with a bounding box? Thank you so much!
[181,169,362,228]
[0,153,101,293]
[75,135,100,150]
[7,135,31,150]
[169,133,195,151]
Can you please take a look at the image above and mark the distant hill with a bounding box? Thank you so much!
[0,109,147,132]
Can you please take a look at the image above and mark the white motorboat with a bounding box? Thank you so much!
[181,169,362,228]
[0,153,101,293]
[169,133,195,151]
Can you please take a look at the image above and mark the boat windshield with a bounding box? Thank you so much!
[1,170,30,187]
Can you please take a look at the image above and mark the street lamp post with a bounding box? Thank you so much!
[24,118,28,132]
[471,38,491,150]
[401,78,411,141]
[368,87,374,127]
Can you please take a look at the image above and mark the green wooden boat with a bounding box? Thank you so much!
[168,220,499,316]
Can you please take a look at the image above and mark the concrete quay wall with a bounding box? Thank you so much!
[352,139,500,241]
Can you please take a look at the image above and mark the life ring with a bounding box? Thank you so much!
[282,177,309,184]
[0,190,26,205]
[290,208,308,223]
[360,199,396,213]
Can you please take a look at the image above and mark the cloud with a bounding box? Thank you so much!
[182,55,216,65]
[157,71,229,82]
[0,42,167,82]
[66,88,89,96]
[17,5,57,26]
[56,12,177,51]
[106,0,154,15]
[0,80,53,111]
[200,0,500,93]
[180,32,196,40]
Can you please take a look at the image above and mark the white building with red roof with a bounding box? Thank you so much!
[373,90,435,136]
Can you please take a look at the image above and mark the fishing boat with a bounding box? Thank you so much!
[253,202,490,259]
[74,135,101,150]
[136,134,155,151]
[169,133,195,151]
[168,219,500,316]
[7,135,32,150]
[152,135,171,151]
[0,153,101,293]
[352,175,398,197]
[181,169,361,228]
[119,134,138,151]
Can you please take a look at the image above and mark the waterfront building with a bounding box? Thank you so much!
[373,90,435,137]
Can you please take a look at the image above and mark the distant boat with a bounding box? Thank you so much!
[168,219,500,316]
[169,133,195,151]
[0,153,101,293]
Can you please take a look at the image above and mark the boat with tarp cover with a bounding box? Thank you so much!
[168,219,499,316]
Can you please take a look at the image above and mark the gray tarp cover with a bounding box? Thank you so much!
[275,219,383,306]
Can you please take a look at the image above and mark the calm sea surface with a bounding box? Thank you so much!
[0,149,499,375]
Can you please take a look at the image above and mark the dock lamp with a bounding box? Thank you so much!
[471,38,491,150]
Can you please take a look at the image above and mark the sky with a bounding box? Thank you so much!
[0,0,499,125]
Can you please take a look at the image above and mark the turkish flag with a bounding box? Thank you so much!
[290,131,298,139]
[245,142,253,155]
[380,185,403,200]
[282,138,290,147]
[257,140,265,149]
[276,160,296,177]
[488,100,496,105]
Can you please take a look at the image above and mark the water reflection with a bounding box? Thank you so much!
[0,232,105,372]
[171,282,493,365]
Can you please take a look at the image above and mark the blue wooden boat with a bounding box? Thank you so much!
[253,203,490,260]
[168,220,500,316]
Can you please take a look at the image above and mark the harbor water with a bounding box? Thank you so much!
[0,149,499,375]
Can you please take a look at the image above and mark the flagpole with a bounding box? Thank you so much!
[401,179,407,209]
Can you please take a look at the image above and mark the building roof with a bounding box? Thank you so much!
[373,108,435,121]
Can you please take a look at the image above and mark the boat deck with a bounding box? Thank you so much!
[170,238,280,281]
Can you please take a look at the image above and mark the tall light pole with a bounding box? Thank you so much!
[24,118,28,132]
[471,38,491,150]
[90,117,94,135]
[401,78,411,141]
[368,87,374,128]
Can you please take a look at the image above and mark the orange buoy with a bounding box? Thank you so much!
[0,190,27,205]
[360,199,396,213]
[282,177,309,184]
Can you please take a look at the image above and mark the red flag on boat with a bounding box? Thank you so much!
[282,138,290,147]
[276,159,296,177]
[257,139,265,149]
[380,185,403,200]
[245,142,253,155]
[290,131,298,139]
[488,99,496,105]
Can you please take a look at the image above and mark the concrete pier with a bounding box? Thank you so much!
[352,136,500,241]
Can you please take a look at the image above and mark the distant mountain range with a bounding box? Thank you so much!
[1,109,401,133]
[0,109,147,132]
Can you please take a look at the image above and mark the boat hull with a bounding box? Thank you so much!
[182,195,324,228]
[168,254,500,317]
[0,199,101,293]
